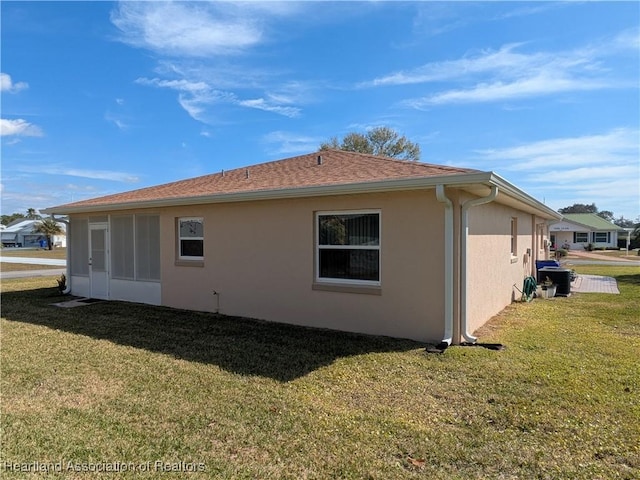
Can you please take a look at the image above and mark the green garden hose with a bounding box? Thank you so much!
[522,276,537,302]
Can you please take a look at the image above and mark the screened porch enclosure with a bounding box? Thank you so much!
[67,215,162,304]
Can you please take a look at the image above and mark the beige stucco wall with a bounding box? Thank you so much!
[465,201,548,335]
[67,189,554,344]
[158,190,446,343]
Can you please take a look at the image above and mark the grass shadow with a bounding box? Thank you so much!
[1,287,421,382]
[615,273,640,286]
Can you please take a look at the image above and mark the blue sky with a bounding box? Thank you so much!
[2,1,639,221]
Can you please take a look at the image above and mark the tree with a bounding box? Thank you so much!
[1,213,25,226]
[614,216,636,228]
[320,126,421,161]
[557,203,628,224]
[558,203,598,214]
[26,208,41,220]
[34,218,63,250]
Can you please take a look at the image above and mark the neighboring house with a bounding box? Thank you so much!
[550,213,624,250]
[42,150,560,345]
[0,219,67,248]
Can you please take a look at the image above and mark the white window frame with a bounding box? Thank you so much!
[574,232,589,243]
[593,232,609,243]
[510,217,518,260]
[178,217,204,261]
[315,209,381,286]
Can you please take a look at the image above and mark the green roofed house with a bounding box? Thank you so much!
[550,213,625,250]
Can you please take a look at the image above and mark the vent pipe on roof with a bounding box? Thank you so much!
[245,169,249,179]
[317,155,323,165]
[221,169,225,177]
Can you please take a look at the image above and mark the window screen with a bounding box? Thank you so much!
[70,219,89,276]
[111,216,134,279]
[136,215,161,281]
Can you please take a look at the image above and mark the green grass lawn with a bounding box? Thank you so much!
[0,247,67,259]
[1,265,639,479]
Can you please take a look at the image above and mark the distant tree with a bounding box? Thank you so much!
[1,213,25,226]
[26,208,41,220]
[598,210,614,222]
[557,203,623,224]
[614,216,636,228]
[320,126,421,161]
[34,218,63,250]
[558,203,598,214]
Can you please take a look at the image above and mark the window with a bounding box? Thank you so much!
[593,232,609,243]
[178,217,204,260]
[316,211,380,285]
[510,217,518,257]
[574,232,588,243]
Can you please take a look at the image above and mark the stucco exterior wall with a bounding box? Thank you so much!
[465,202,540,335]
[158,190,446,342]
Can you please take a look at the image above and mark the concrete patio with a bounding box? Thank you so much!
[571,274,620,294]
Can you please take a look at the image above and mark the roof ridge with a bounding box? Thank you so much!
[44,149,483,211]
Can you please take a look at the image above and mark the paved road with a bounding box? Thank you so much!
[1,268,66,280]
[0,256,66,266]
[564,259,640,267]
[0,255,66,280]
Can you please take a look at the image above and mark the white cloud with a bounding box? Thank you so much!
[111,1,264,57]
[474,128,640,218]
[238,98,301,118]
[115,3,312,125]
[364,31,634,106]
[137,76,302,121]
[0,73,28,93]
[104,111,128,131]
[0,118,43,137]
[262,131,322,155]
[414,74,607,107]
[477,128,639,170]
[17,164,139,183]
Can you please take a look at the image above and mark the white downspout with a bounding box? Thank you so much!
[460,186,498,343]
[436,185,454,347]
[51,215,71,294]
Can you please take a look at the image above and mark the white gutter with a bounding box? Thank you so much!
[435,185,454,347]
[460,186,498,343]
[50,215,71,294]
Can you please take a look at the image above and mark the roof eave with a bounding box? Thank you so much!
[41,171,560,220]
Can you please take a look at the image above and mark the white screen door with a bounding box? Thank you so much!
[89,224,109,299]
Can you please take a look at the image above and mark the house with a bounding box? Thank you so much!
[550,213,624,250]
[42,150,561,345]
[0,219,67,248]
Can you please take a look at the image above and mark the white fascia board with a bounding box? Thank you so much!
[487,173,562,220]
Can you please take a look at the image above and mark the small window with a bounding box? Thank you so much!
[316,211,380,285]
[574,232,588,243]
[178,217,204,260]
[593,232,609,243]
[510,217,518,257]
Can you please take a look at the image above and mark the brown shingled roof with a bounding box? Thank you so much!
[48,150,480,210]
